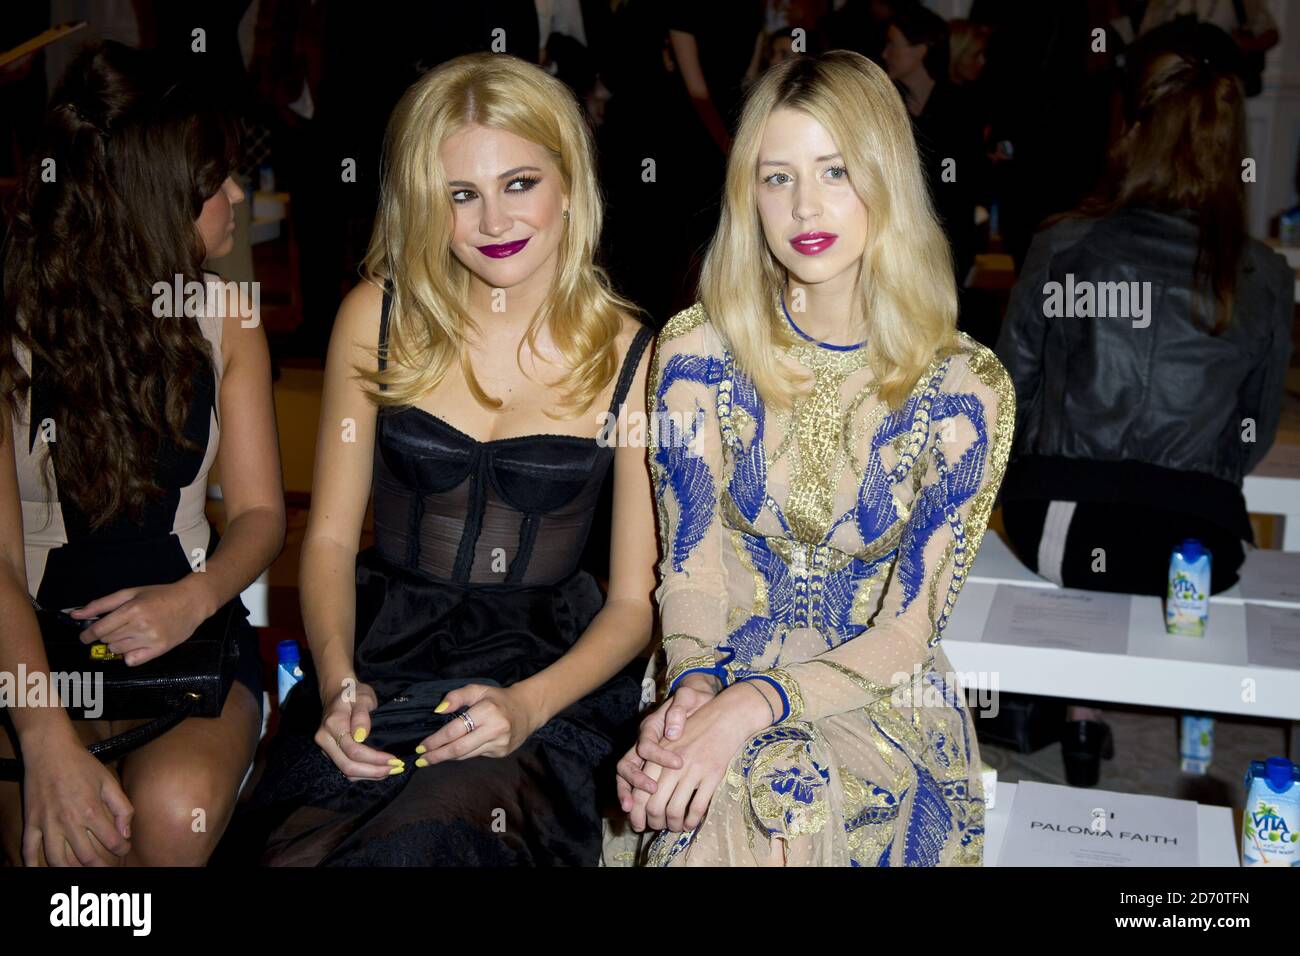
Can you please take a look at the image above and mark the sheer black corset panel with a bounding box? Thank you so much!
[371,287,652,587]
[373,413,614,585]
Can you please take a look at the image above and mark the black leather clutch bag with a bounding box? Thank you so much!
[363,678,501,754]
[0,599,241,781]
[32,599,240,720]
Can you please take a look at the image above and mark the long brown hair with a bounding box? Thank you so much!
[1067,45,1247,333]
[0,41,240,528]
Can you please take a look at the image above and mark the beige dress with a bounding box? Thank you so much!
[641,302,1014,867]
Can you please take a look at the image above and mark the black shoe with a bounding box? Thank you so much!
[1060,719,1114,787]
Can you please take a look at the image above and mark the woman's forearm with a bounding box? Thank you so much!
[690,95,732,154]
[0,574,82,750]
[298,536,362,698]
[515,596,653,727]
[181,504,285,618]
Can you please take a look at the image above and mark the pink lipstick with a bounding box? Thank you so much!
[476,237,531,258]
[790,231,837,255]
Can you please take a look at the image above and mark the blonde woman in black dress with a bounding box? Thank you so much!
[244,53,657,865]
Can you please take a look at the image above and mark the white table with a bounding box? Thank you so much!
[944,534,1300,721]
[983,782,1240,866]
[1246,443,1300,551]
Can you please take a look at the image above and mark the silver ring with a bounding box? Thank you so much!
[458,709,475,735]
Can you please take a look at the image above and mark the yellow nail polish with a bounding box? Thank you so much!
[387,758,404,767]
[389,765,404,775]
[415,744,426,754]
[353,727,367,743]
[415,757,428,768]
[434,702,450,714]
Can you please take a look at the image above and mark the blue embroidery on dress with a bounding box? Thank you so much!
[892,390,988,617]
[653,352,725,571]
[902,764,954,866]
[653,332,995,865]
[703,351,994,671]
[769,761,830,807]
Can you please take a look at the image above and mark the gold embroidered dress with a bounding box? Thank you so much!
[643,301,1014,866]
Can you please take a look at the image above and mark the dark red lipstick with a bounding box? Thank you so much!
[477,237,531,258]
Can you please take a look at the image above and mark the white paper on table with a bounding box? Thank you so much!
[997,781,1199,867]
[1244,604,1300,670]
[1126,596,1248,665]
[981,584,1129,654]
[1239,550,1300,604]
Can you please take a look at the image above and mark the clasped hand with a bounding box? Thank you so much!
[615,675,771,833]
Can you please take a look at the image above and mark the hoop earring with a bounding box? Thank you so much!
[563,208,570,224]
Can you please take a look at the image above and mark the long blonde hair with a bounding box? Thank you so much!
[360,53,634,414]
[700,50,957,409]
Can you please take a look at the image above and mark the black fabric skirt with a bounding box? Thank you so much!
[232,549,641,866]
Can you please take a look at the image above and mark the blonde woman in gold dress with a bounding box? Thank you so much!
[615,51,1015,867]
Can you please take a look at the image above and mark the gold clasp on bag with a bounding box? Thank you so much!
[89,643,122,661]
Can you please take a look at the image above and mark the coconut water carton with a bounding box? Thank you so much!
[1166,539,1210,636]
[1242,757,1300,867]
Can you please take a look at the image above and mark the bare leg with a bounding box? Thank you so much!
[116,683,260,866]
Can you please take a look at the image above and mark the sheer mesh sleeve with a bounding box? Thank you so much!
[746,349,1015,724]
[648,312,734,694]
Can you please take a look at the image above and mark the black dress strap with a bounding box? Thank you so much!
[606,323,654,420]
[379,294,649,409]
[377,280,393,390]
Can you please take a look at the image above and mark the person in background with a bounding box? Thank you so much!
[948,18,990,86]
[252,0,438,360]
[884,4,986,331]
[664,0,766,345]
[146,2,260,291]
[1139,0,1279,96]
[995,38,1294,786]
[820,0,908,67]
[966,1,1114,275]
[667,0,766,157]
[766,27,800,68]
[0,41,284,865]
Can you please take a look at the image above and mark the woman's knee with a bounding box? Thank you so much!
[124,760,240,864]
[119,690,259,864]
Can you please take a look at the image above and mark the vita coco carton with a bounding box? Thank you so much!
[1242,757,1300,867]
[1165,539,1210,637]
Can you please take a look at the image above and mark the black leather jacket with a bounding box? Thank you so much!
[995,205,1294,539]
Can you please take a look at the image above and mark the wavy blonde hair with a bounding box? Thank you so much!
[360,53,634,414]
[700,50,957,409]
